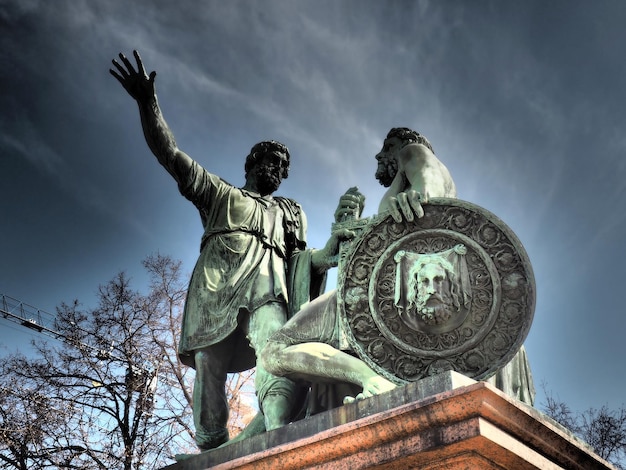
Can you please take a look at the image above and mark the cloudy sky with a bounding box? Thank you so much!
[2,0,626,415]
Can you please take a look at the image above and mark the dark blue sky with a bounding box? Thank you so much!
[2,1,626,414]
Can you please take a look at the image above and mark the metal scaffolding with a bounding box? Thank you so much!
[0,293,60,338]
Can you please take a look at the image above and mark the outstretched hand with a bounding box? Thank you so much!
[388,189,426,223]
[110,50,156,103]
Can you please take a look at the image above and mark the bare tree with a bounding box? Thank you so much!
[542,385,579,432]
[225,370,257,438]
[0,255,257,469]
[0,374,74,470]
[579,406,626,466]
[3,273,184,469]
[542,385,626,469]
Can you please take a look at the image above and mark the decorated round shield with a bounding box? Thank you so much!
[337,198,535,383]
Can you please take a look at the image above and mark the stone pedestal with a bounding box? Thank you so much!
[164,372,615,469]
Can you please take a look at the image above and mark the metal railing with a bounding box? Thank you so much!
[1,293,59,337]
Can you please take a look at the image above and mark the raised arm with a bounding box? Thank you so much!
[110,50,193,178]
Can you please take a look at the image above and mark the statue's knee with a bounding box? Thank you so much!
[259,341,283,375]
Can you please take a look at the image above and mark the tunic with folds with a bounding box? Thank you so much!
[164,158,322,369]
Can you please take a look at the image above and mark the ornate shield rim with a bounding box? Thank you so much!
[337,198,536,383]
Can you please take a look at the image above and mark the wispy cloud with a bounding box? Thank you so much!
[1,117,67,179]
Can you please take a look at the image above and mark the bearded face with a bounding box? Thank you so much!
[375,154,397,187]
[397,248,471,334]
[252,163,282,195]
[246,150,289,196]
[414,263,453,326]
[415,293,453,325]
[374,137,402,187]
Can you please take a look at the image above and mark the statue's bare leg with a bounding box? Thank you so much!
[261,341,396,401]
[246,302,296,431]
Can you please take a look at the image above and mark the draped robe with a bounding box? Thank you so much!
[168,160,324,370]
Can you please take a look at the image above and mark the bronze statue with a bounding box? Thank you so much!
[261,127,457,403]
[110,48,534,449]
[261,127,534,411]
[110,51,355,450]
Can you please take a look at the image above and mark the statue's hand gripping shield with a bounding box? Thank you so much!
[336,198,535,384]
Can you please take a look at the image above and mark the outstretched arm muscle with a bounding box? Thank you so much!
[110,50,193,178]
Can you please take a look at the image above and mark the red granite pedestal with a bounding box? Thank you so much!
[164,372,615,469]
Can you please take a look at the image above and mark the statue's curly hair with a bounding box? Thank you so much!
[245,140,291,179]
[386,127,434,154]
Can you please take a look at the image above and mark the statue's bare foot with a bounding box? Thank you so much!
[343,392,366,404]
[362,376,396,398]
[343,376,396,404]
